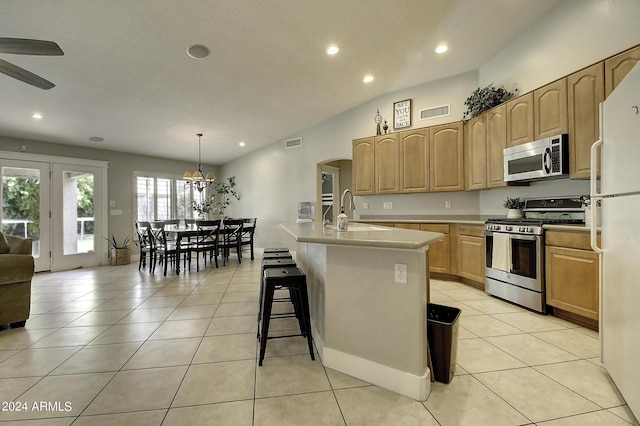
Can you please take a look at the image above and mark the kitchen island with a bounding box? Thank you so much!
[280,221,444,401]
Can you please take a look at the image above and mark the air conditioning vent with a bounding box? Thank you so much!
[285,137,302,149]
[420,104,450,120]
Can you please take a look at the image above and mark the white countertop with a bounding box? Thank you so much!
[280,221,444,250]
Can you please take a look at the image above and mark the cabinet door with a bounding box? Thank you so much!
[421,224,450,274]
[429,122,464,192]
[465,116,487,190]
[534,78,568,139]
[568,62,604,179]
[506,92,534,147]
[605,44,640,97]
[486,104,508,188]
[399,129,429,193]
[374,134,399,194]
[352,137,375,195]
[546,246,599,320]
[457,235,485,284]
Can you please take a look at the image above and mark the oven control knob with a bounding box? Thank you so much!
[505,226,512,231]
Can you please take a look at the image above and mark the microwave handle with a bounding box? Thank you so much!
[543,148,552,173]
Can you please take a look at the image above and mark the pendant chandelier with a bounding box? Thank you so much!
[183,133,215,192]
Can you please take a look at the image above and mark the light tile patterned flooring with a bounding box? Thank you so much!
[0,252,638,425]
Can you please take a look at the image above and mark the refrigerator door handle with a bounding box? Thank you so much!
[590,138,603,254]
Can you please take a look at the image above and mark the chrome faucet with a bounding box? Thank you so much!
[340,189,355,215]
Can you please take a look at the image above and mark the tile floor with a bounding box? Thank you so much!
[0,252,638,425]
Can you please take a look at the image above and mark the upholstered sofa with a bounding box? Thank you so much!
[0,232,35,329]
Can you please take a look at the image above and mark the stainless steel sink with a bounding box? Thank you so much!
[326,225,389,232]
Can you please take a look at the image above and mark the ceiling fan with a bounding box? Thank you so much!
[0,37,64,90]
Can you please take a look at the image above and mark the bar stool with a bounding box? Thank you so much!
[258,267,314,366]
[258,257,298,322]
[263,247,289,253]
[263,251,293,260]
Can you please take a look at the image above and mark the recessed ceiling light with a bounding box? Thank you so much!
[239,141,246,147]
[327,45,339,55]
[187,44,210,59]
[435,44,448,54]
[32,113,42,120]
[88,136,104,142]
[363,75,374,83]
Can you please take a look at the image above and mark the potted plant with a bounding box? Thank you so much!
[462,83,516,121]
[105,235,131,265]
[193,176,240,219]
[503,197,525,218]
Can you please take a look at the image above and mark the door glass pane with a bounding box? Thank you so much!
[157,178,172,220]
[63,171,95,255]
[1,167,41,257]
[176,179,194,219]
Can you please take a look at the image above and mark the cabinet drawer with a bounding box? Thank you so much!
[545,231,599,250]
[394,223,421,230]
[456,224,484,237]
[420,223,449,234]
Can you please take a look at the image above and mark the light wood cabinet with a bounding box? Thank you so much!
[605,44,640,97]
[399,129,429,193]
[567,62,604,179]
[374,134,400,194]
[545,231,599,321]
[452,224,485,284]
[352,137,375,195]
[486,104,508,188]
[420,224,450,274]
[506,92,534,147]
[429,122,464,192]
[534,78,568,139]
[464,116,487,190]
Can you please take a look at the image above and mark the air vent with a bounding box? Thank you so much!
[285,137,302,149]
[420,104,450,120]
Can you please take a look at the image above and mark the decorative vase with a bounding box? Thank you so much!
[507,209,523,219]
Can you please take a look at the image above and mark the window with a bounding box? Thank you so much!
[135,174,200,222]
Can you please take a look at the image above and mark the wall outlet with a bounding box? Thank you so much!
[395,263,407,284]
[445,200,452,209]
[363,202,369,209]
[383,202,393,209]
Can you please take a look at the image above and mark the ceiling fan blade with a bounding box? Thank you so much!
[0,58,55,90]
[0,38,64,56]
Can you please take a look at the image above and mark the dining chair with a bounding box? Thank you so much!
[135,221,153,271]
[219,218,243,266]
[190,219,220,271]
[238,218,257,260]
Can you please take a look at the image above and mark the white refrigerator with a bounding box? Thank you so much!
[591,62,640,419]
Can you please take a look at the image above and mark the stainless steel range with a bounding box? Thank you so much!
[484,196,585,312]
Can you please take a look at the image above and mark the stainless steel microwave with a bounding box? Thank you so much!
[503,134,569,182]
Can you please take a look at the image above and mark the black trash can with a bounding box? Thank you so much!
[427,303,461,384]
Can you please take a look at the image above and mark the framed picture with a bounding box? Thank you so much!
[393,99,411,129]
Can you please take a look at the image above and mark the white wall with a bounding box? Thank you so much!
[221,0,640,249]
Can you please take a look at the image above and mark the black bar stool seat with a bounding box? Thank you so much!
[258,267,314,366]
[258,257,298,322]
[264,247,289,253]
[263,251,293,260]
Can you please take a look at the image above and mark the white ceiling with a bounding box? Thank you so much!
[0,0,562,165]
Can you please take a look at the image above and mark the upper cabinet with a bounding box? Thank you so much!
[506,92,534,147]
[464,116,487,190]
[605,44,640,97]
[486,104,508,188]
[352,137,375,195]
[374,134,400,193]
[567,62,604,179]
[534,78,568,139]
[399,128,429,193]
[430,122,464,192]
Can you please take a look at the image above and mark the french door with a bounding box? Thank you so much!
[0,160,51,271]
[1,153,107,272]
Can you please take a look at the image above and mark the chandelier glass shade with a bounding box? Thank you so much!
[184,133,215,192]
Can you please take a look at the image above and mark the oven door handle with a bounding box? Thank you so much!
[508,234,538,241]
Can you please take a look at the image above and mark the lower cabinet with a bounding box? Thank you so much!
[421,224,450,274]
[545,231,599,321]
[452,224,485,285]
